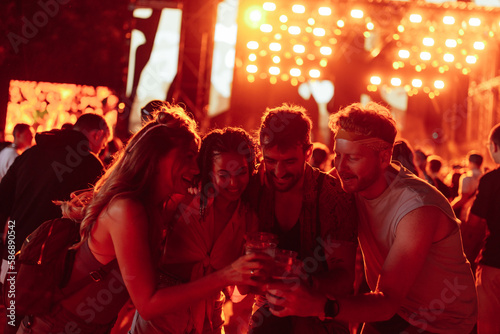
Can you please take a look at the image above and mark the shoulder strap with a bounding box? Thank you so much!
[59,257,119,299]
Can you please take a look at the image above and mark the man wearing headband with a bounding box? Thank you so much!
[247,103,358,334]
[265,102,477,333]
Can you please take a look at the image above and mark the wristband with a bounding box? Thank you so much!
[323,298,340,320]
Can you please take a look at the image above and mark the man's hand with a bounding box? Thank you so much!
[265,280,327,318]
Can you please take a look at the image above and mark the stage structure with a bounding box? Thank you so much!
[230,0,500,158]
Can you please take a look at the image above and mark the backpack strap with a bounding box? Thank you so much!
[60,258,119,298]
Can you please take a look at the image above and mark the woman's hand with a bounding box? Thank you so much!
[220,253,274,286]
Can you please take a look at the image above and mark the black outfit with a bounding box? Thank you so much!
[0,129,103,258]
[471,167,500,269]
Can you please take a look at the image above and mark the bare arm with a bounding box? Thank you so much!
[311,240,357,297]
[267,206,454,323]
[99,199,264,320]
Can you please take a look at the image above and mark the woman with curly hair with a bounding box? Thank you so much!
[17,106,265,334]
[131,127,263,334]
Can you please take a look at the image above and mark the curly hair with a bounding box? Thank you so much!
[258,103,312,152]
[69,103,200,249]
[197,127,257,219]
[329,102,397,145]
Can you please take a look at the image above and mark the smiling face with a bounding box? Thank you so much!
[211,152,250,203]
[334,138,388,198]
[262,144,311,192]
[155,140,199,199]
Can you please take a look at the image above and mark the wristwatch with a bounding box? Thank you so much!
[323,298,340,320]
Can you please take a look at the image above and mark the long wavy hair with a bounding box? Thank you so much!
[197,127,257,219]
[66,104,200,249]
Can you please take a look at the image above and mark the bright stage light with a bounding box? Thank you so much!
[466,55,477,64]
[290,68,301,77]
[443,53,454,62]
[423,37,434,46]
[351,9,363,19]
[249,53,257,61]
[320,46,332,55]
[367,22,374,30]
[260,24,273,33]
[288,26,301,35]
[269,66,280,75]
[272,56,280,63]
[309,69,320,78]
[420,52,431,61]
[469,18,481,26]
[434,80,445,89]
[443,16,455,25]
[391,78,401,86]
[249,9,262,22]
[269,42,281,51]
[337,20,344,28]
[409,14,422,23]
[445,39,457,48]
[292,5,305,14]
[412,79,422,88]
[398,50,410,58]
[247,41,259,49]
[370,76,381,85]
[474,41,485,50]
[313,28,326,36]
[263,2,276,11]
[293,44,305,53]
[246,65,258,73]
[279,15,288,23]
[318,7,331,16]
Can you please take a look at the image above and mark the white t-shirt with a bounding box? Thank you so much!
[0,146,18,181]
[356,164,477,333]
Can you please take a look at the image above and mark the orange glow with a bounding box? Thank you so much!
[313,28,326,37]
[320,47,332,55]
[309,69,320,78]
[260,24,273,33]
[290,68,301,77]
[318,7,331,16]
[293,44,306,53]
[292,5,305,14]
[308,18,315,25]
[434,80,445,89]
[391,78,402,86]
[269,42,281,51]
[423,37,434,46]
[370,76,381,85]
[246,64,258,73]
[288,26,301,35]
[247,41,259,49]
[296,58,304,65]
[263,2,276,11]
[269,66,280,75]
[409,14,422,23]
[398,50,410,58]
[351,9,363,19]
[443,16,455,25]
[7,80,117,139]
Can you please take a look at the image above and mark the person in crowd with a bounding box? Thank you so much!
[131,127,261,334]
[61,122,74,130]
[426,155,451,199]
[452,151,483,222]
[414,148,433,184]
[247,104,358,334]
[264,102,477,334]
[444,163,463,201]
[0,123,33,181]
[391,139,419,176]
[309,141,330,172]
[466,123,500,334]
[14,105,268,333]
[0,114,109,287]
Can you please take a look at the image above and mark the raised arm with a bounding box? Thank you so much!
[267,206,455,323]
[99,198,263,320]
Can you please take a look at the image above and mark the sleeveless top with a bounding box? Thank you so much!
[60,239,129,325]
[355,165,477,334]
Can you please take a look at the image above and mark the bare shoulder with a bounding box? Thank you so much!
[398,206,456,242]
[100,197,147,227]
